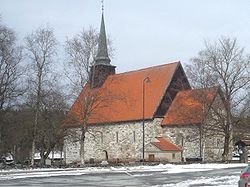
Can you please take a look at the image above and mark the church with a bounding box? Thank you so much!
[63,12,226,164]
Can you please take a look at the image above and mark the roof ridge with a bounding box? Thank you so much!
[179,86,219,93]
[153,137,182,151]
[111,61,180,77]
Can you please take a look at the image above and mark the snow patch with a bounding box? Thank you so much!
[0,163,247,181]
[154,175,239,187]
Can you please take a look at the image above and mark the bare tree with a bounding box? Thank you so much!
[35,88,66,166]
[64,27,114,98]
[64,27,117,165]
[1,86,66,166]
[1,107,33,162]
[233,89,250,140]
[25,25,57,166]
[186,37,250,161]
[0,20,23,154]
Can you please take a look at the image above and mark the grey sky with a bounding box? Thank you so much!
[1,0,250,73]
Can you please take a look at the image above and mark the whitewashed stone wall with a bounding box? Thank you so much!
[203,135,224,161]
[64,128,81,164]
[163,125,225,161]
[64,118,163,164]
[163,125,201,159]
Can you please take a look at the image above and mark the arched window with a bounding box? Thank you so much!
[133,131,136,142]
[116,132,119,143]
[176,133,184,147]
[100,132,103,144]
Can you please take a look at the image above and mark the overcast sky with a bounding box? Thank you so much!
[1,0,250,73]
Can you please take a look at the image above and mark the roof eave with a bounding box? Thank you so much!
[161,122,202,127]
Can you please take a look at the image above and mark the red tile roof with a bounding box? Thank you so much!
[152,137,182,151]
[64,62,180,126]
[161,87,219,126]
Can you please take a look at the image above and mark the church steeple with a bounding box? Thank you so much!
[90,9,116,88]
[94,13,111,65]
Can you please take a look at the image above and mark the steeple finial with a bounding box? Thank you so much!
[90,2,116,88]
[101,0,104,13]
[94,2,111,65]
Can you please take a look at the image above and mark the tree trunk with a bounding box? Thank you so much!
[199,125,202,159]
[244,147,248,163]
[222,134,230,162]
[222,99,233,162]
[0,127,2,155]
[31,140,35,166]
[31,110,39,166]
[202,138,206,161]
[80,130,85,165]
[80,139,85,165]
[40,150,45,167]
[40,146,53,167]
[0,116,4,155]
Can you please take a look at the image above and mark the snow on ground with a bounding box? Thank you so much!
[154,175,240,187]
[0,163,247,181]
[161,163,247,174]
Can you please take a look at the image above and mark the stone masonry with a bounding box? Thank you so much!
[163,125,225,162]
[64,94,228,164]
[64,114,226,164]
[162,94,227,162]
[64,118,163,164]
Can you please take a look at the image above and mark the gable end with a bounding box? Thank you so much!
[154,64,191,117]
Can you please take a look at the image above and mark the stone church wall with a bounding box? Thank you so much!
[163,125,225,162]
[163,125,201,160]
[64,118,163,164]
[162,94,227,162]
[64,92,228,164]
[64,128,82,164]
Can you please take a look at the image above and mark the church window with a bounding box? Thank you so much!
[217,139,220,147]
[172,153,176,159]
[100,132,103,143]
[176,133,184,146]
[116,132,119,143]
[133,131,136,142]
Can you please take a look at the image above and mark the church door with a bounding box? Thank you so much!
[148,154,155,162]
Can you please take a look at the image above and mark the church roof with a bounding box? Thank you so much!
[64,62,180,126]
[152,137,182,151]
[161,87,219,126]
